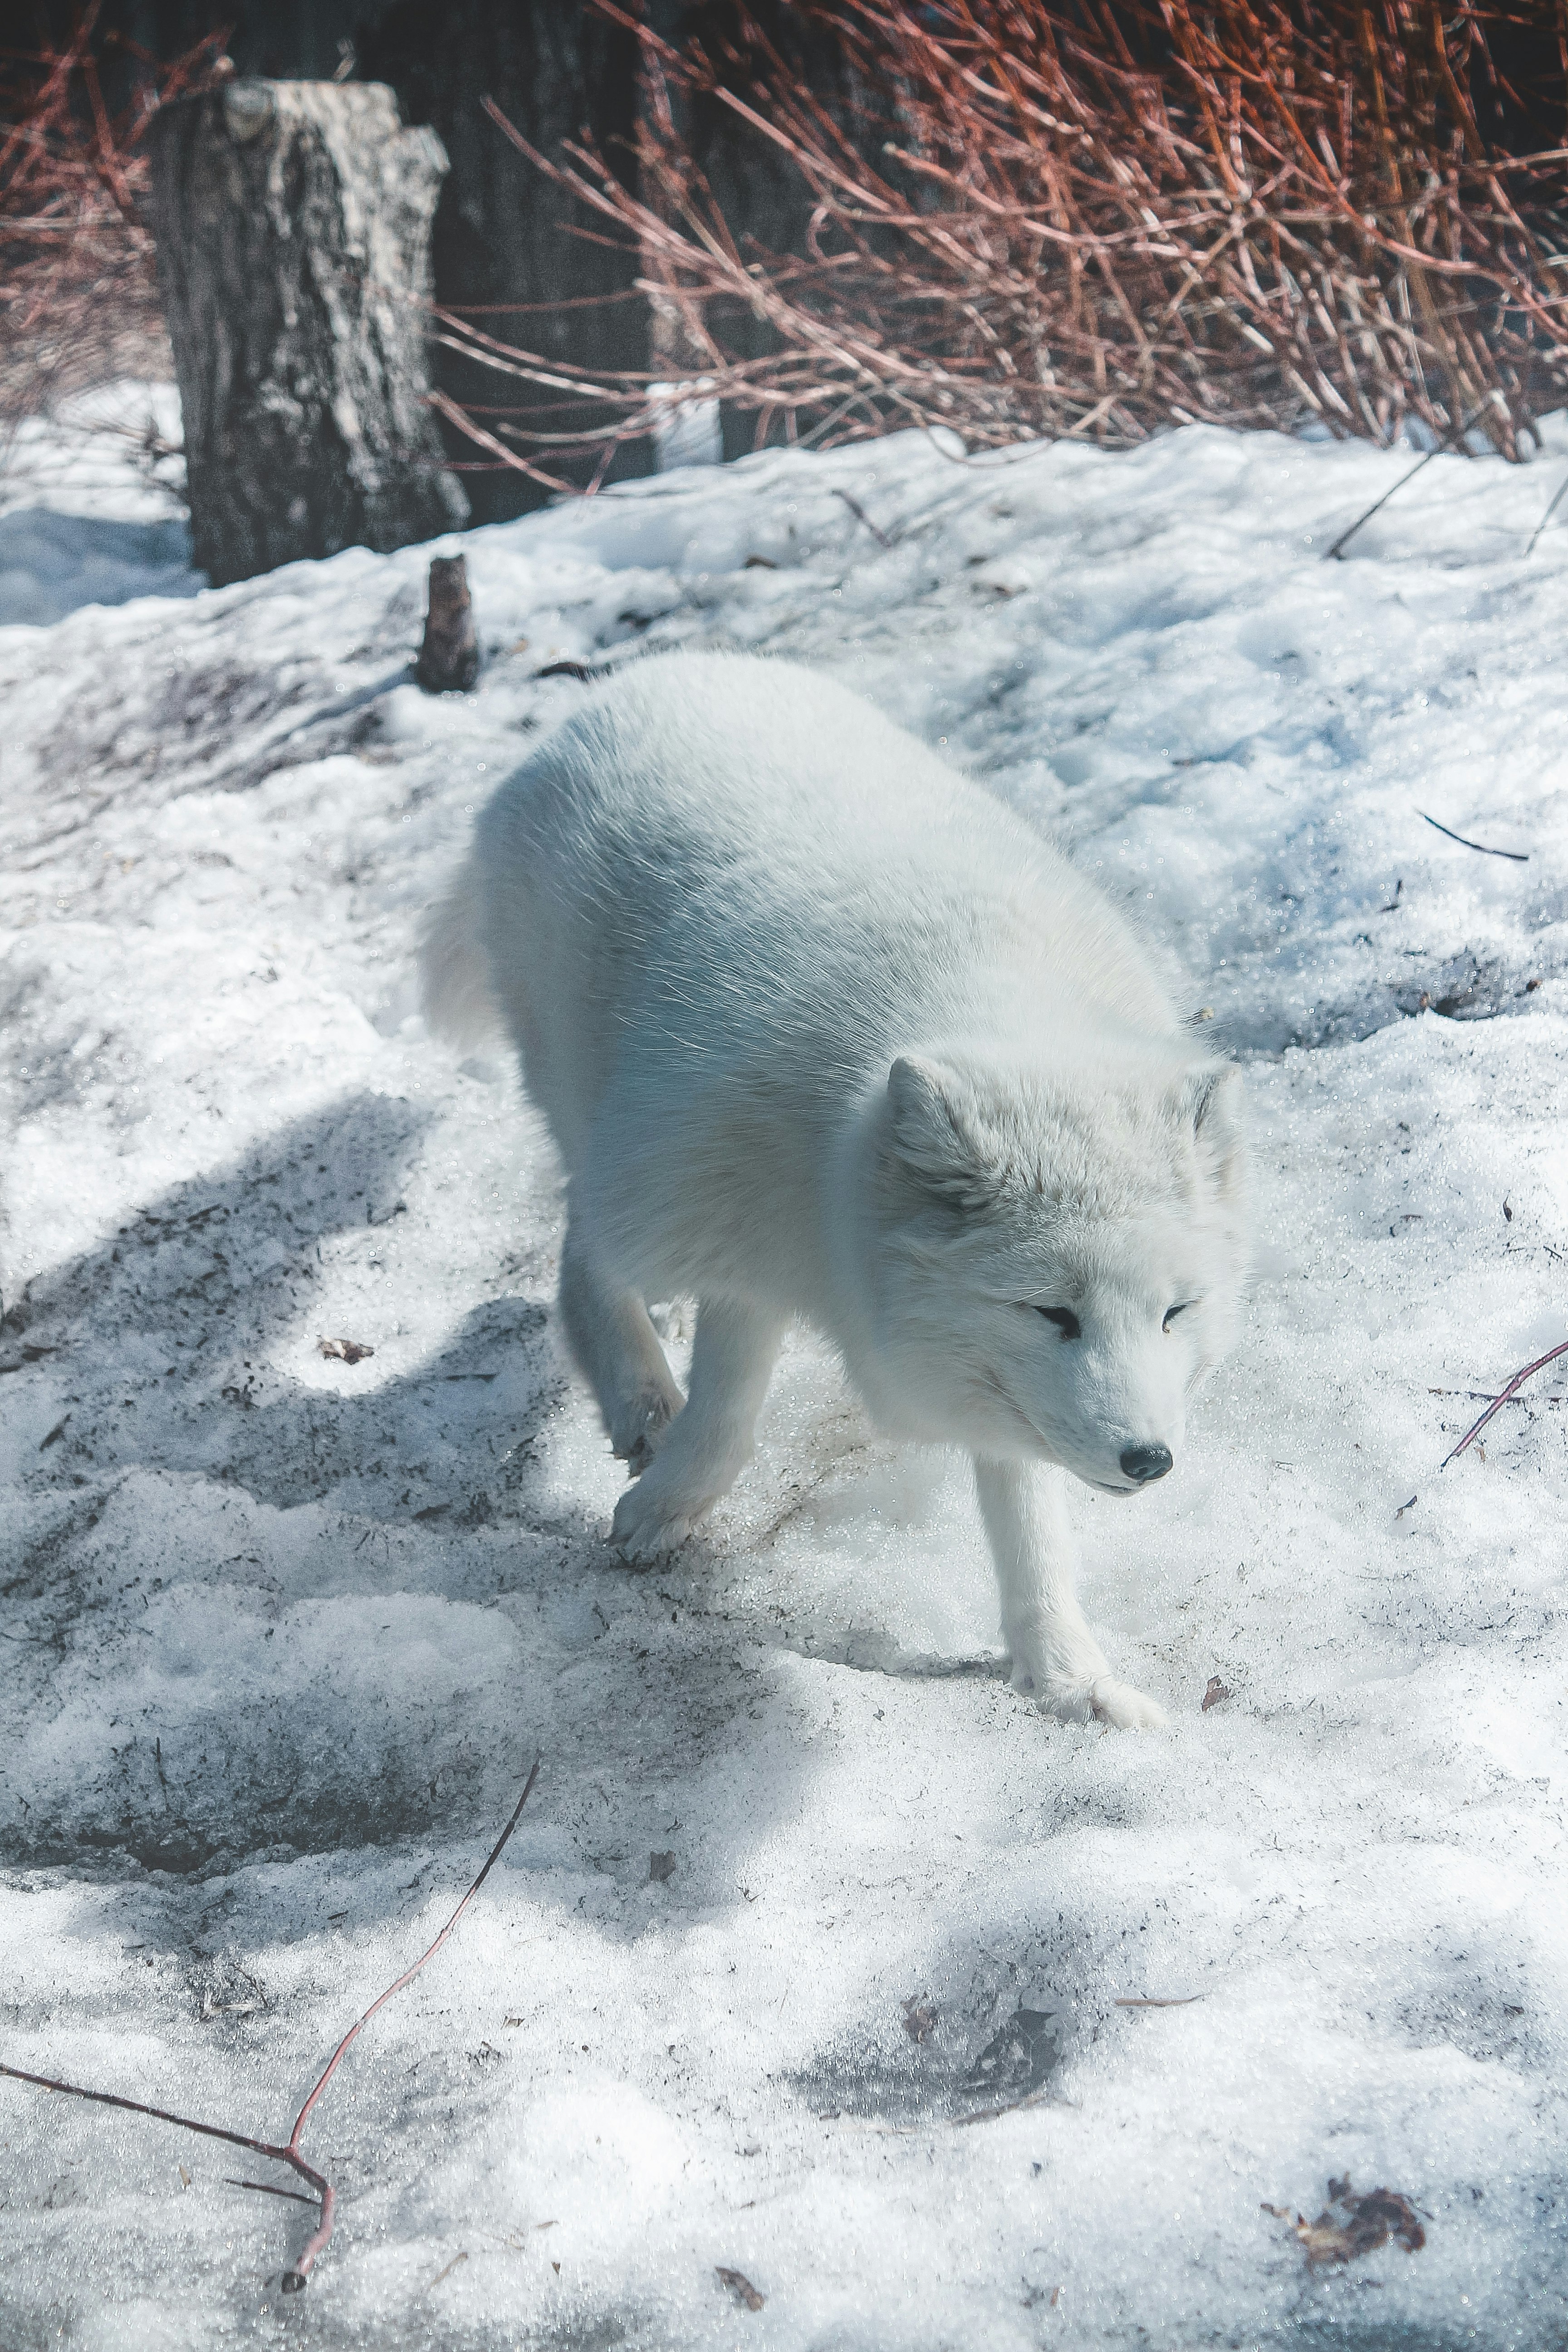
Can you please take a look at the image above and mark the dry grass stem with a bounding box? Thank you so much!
[1416,810,1529,860]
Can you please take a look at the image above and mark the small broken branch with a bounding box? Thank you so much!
[1114,1994,1205,2008]
[0,1759,540,2292]
[832,487,894,547]
[224,2175,319,2206]
[951,2082,1065,2127]
[1440,1339,1568,1468]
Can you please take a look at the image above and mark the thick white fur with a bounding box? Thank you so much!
[422,652,1248,1729]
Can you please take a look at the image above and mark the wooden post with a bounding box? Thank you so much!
[147,79,468,587]
[415,554,479,692]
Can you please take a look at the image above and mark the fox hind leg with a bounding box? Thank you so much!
[559,1225,684,1471]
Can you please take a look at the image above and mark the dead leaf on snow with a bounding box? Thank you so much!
[902,1995,938,2044]
[716,2266,765,2311]
[318,1337,374,1365]
[1201,1676,1232,1711]
[1264,2177,1426,2267]
[649,1850,676,1883]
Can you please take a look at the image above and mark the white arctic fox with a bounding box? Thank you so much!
[424,652,1247,1729]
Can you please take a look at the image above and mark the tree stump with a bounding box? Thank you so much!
[147,79,468,586]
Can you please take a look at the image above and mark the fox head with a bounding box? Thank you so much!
[863,1046,1248,1490]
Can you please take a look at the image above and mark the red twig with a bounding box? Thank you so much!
[0,1759,540,2293]
[0,17,229,427]
[1440,1341,1568,1469]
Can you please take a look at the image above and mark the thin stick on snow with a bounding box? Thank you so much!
[0,1759,540,2293]
[1416,811,1529,862]
[281,1757,539,2287]
[1322,444,1446,561]
[1526,467,1568,556]
[1324,397,1498,561]
[1113,1994,1204,2008]
[1440,1342,1568,1469]
[224,2176,320,2206]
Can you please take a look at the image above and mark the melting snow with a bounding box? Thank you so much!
[1,392,1566,2348]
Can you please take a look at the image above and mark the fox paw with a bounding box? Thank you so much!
[608,1384,681,1473]
[1012,1661,1167,1731]
[609,1475,705,1562]
[1086,1676,1167,1731]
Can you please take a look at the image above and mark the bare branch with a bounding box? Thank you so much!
[1440,1343,1568,1469]
[0,1761,542,2293]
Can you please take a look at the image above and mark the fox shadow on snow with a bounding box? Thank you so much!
[0,1091,830,1892]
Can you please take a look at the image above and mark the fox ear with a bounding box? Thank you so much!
[1177,1064,1245,1195]
[886,1055,1000,1209]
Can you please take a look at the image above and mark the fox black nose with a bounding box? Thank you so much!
[1119,1442,1172,1485]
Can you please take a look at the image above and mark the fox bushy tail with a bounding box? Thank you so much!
[420,856,503,1050]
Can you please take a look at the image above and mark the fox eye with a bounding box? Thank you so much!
[1162,1301,1195,1331]
[1035,1306,1082,1340]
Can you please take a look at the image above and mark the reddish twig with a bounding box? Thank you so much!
[0,1759,540,2293]
[1440,1341,1568,1468]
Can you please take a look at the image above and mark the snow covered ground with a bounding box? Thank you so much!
[0,383,198,630]
[2,390,1566,2350]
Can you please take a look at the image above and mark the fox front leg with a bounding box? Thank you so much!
[973,1457,1166,1730]
[610,1296,784,1561]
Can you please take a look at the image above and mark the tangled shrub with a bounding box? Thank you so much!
[0,7,226,441]
[440,0,1568,480]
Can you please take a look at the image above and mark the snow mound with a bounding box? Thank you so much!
[1,391,1565,2348]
